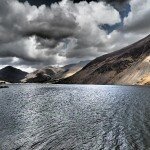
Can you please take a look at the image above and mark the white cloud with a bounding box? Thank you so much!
[124,0,150,34]
[0,0,121,68]
[0,0,149,71]
[97,0,150,54]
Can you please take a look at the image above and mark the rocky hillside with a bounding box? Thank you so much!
[61,60,90,78]
[21,66,64,83]
[0,66,27,83]
[22,60,90,83]
[58,35,150,85]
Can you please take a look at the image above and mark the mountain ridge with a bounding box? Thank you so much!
[21,60,90,83]
[58,34,150,85]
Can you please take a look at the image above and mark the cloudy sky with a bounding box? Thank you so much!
[0,0,149,72]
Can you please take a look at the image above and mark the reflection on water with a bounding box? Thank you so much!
[0,84,150,150]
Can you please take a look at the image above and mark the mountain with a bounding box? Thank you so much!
[22,60,90,83]
[61,60,90,78]
[58,35,150,85]
[0,66,28,83]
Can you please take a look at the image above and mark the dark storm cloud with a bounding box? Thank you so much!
[123,0,150,35]
[0,0,78,65]
[24,14,77,40]
[0,0,121,67]
[12,58,56,68]
[18,0,129,6]
[100,0,130,12]
[18,0,59,6]
[0,0,149,71]
[102,0,128,3]
[124,11,150,34]
[0,58,14,65]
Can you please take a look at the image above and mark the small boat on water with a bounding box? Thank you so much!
[0,85,9,89]
[0,80,9,88]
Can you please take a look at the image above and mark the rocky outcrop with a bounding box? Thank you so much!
[58,35,150,85]
[21,67,64,83]
[137,76,150,85]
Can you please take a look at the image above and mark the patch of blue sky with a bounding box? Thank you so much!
[100,3,131,34]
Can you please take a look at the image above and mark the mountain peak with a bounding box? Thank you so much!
[0,66,28,83]
[2,66,15,70]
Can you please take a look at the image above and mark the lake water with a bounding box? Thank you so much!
[0,84,150,150]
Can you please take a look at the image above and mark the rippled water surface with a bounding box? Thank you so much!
[0,84,150,150]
